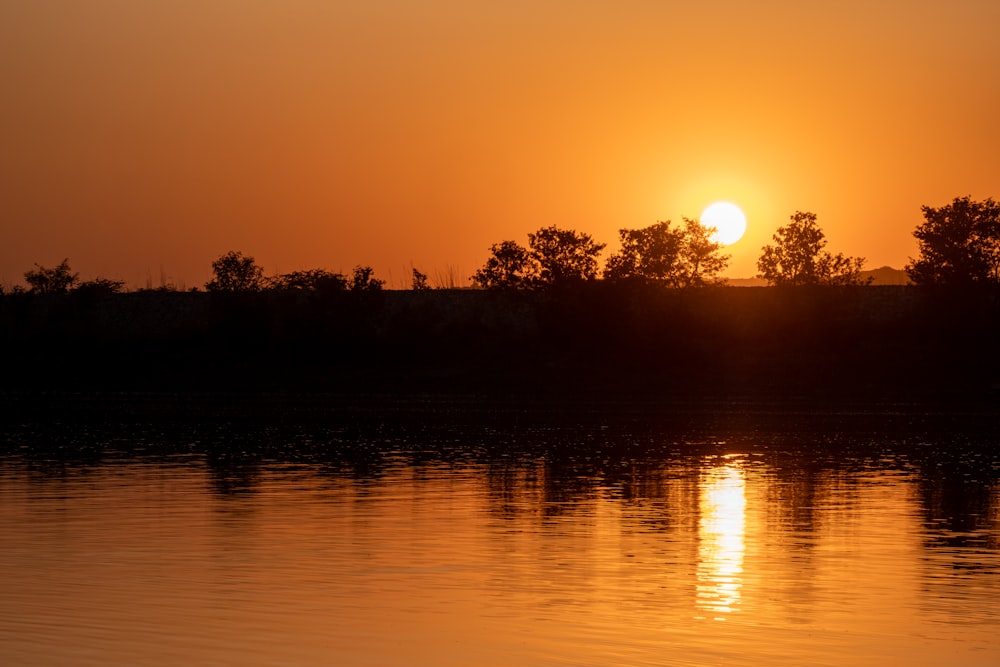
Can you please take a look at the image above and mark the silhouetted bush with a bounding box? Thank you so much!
[24,259,79,294]
[74,277,126,297]
[205,251,265,292]
[411,268,430,290]
[349,265,384,292]
[268,269,348,292]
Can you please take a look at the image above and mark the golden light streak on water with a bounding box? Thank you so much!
[696,460,747,620]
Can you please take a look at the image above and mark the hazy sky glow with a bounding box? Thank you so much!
[2,0,998,287]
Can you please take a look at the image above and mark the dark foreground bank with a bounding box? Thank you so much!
[2,285,998,402]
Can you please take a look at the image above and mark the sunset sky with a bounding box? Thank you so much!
[2,1,998,288]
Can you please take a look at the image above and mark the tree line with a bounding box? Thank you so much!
[5,195,998,295]
[2,255,399,296]
[473,195,1000,289]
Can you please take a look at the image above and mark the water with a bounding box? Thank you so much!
[1,400,999,665]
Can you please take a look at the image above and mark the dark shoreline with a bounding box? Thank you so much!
[2,284,999,405]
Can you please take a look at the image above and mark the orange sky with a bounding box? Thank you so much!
[2,1,998,288]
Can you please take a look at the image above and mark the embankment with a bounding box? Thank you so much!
[1,285,998,401]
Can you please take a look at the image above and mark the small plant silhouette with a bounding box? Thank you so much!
[24,259,79,294]
[350,265,385,291]
[411,268,430,290]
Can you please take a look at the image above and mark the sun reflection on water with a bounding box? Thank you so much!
[696,460,747,620]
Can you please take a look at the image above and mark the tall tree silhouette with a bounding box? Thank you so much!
[757,212,869,286]
[528,226,605,286]
[473,227,604,289]
[677,218,730,286]
[906,196,1000,286]
[605,219,729,287]
[472,240,533,289]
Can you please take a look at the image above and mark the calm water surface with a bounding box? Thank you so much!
[1,400,999,665]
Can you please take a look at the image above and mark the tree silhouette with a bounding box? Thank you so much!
[473,227,605,289]
[205,251,265,292]
[24,259,79,294]
[74,277,126,296]
[472,240,533,289]
[269,269,347,291]
[677,218,730,286]
[604,221,681,284]
[757,212,869,286]
[411,268,431,290]
[605,219,729,287]
[906,196,1000,286]
[349,265,385,291]
[528,226,605,286]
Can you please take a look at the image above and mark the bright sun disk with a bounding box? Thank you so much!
[700,202,747,245]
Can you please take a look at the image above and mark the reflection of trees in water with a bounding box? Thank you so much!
[537,457,609,520]
[205,448,262,497]
[484,456,544,519]
[481,454,691,528]
[920,477,996,549]
[758,463,872,622]
[313,450,398,489]
[6,415,1000,633]
[483,455,608,522]
[475,442,1000,623]
[624,465,702,535]
[902,450,1000,621]
[198,423,417,497]
[6,415,999,562]
[915,446,1000,595]
[480,450,704,528]
[914,446,1000,551]
[478,448,873,524]
[764,464,820,535]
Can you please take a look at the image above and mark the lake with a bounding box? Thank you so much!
[1,396,999,666]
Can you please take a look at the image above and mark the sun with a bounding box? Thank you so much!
[700,202,747,245]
